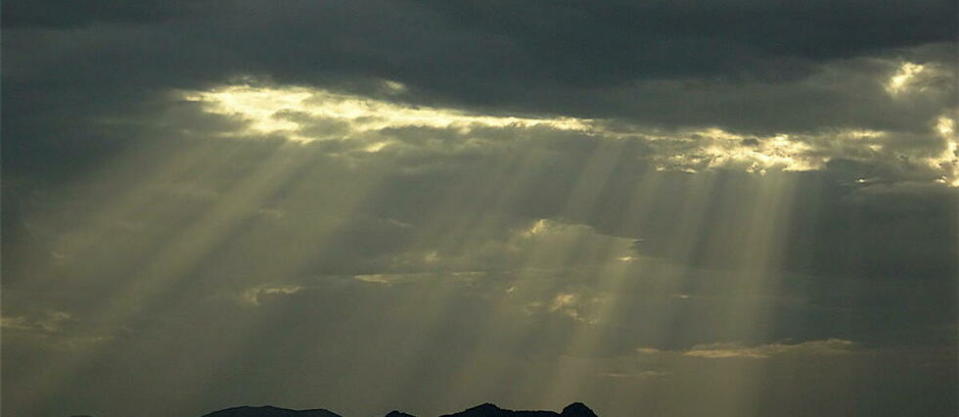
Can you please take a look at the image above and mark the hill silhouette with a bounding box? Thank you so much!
[201,403,598,417]
[201,406,342,417]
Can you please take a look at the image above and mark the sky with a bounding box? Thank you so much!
[2,1,957,417]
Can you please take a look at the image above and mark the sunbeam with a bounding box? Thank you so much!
[5,12,957,414]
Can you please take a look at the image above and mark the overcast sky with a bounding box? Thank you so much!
[3,2,957,417]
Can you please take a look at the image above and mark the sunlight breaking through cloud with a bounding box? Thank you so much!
[6,2,958,416]
[682,339,858,359]
[658,130,819,174]
[886,62,926,95]
[637,339,859,359]
[0,311,72,333]
[931,114,959,186]
[240,285,304,306]
[178,82,959,183]
[181,84,592,142]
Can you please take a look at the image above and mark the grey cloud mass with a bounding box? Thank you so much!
[2,1,957,417]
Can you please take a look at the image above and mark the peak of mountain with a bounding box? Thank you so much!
[201,403,598,417]
[201,405,343,417]
[384,411,418,417]
[441,403,503,416]
[560,403,597,417]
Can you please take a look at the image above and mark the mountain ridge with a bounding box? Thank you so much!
[201,402,599,417]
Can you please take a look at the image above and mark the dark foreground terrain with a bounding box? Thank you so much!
[201,402,598,417]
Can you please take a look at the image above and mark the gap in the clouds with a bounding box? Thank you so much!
[171,79,959,180]
[170,75,959,187]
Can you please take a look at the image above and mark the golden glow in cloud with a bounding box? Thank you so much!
[241,285,304,306]
[932,114,959,186]
[647,128,848,174]
[182,84,818,170]
[885,62,925,95]
[182,84,592,143]
[1,311,72,333]
[683,339,856,359]
[181,82,956,183]
[699,131,816,173]
[637,339,858,359]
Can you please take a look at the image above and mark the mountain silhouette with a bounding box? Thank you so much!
[384,412,418,417]
[201,405,343,417]
[200,403,599,417]
[439,402,598,417]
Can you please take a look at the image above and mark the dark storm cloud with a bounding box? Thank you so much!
[4,0,956,139]
[412,0,956,80]
[8,0,955,82]
[2,0,220,28]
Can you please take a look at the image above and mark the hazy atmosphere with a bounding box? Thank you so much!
[3,1,957,416]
